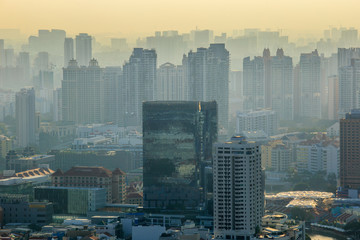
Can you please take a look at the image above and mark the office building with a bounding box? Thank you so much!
[340,109,360,189]
[0,194,53,225]
[34,186,106,215]
[62,59,104,124]
[156,63,184,101]
[122,48,157,126]
[64,37,74,67]
[236,109,277,136]
[299,50,321,118]
[213,136,264,239]
[16,88,36,147]
[51,166,126,203]
[183,44,229,129]
[76,33,92,66]
[143,101,217,211]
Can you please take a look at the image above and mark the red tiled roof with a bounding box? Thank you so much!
[61,166,113,178]
[127,192,143,199]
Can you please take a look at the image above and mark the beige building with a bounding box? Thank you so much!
[52,166,126,203]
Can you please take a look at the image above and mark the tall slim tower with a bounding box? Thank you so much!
[143,101,217,212]
[243,56,265,111]
[213,136,264,239]
[183,44,229,130]
[16,88,36,147]
[122,48,157,126]
[340,109,360,190]
[271,49,293,120]
[76,33,92,66]
[64,38,74,67]
[338,48,360,117]
[299,50,321,118]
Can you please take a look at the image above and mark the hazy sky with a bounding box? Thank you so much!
[0,0,359,38]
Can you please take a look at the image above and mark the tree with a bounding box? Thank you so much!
[290,207,313,221]
[115,223,124,239]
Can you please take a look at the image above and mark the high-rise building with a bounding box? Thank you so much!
[64,37,74,67]
[340,109,360,189]
[4,49,15,67]
[338,48,360,69]
[183,44,229,129]
[328,75,339,120]
[213,136,264,239]
[243,56,265,111]
[0,39,4,66]
[76,33,92,66]
[16,52,31,87]
[338,48,360,117]
[270,49,293,120]
[122,48,157,126]
[103,67,122,124]
[35,186,106,215]
[62,59,104,124]
[236,109,278,136]
[299,50,321,118]
[156,63,184,101]
[16,88,36,147]
[53,88,62,122]
[143,101,217,211]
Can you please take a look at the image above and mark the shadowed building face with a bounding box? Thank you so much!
[142,101,217,211]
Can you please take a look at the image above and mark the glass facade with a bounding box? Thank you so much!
[34,186,106,215]
[143,101,217,211]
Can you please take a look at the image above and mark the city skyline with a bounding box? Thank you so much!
[1,0,360,39]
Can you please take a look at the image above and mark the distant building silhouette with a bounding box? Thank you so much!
[62,59,103,124]
[76,33,92,66]
[16,87,36,147]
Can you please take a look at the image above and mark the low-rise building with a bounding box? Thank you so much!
[0,194,53,226]
[6,154,55,173]
[34,186,106,215]
[51,166,126,203]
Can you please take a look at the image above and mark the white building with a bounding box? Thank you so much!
[213,136,264,239]
[327,122,339,137]
[236,109,278,136]
[296,140,340,176]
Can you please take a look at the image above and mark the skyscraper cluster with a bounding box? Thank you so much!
[243,49,293,120]
[61,43,230,128]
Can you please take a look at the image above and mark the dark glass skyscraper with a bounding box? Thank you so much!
[143,101,217,211]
